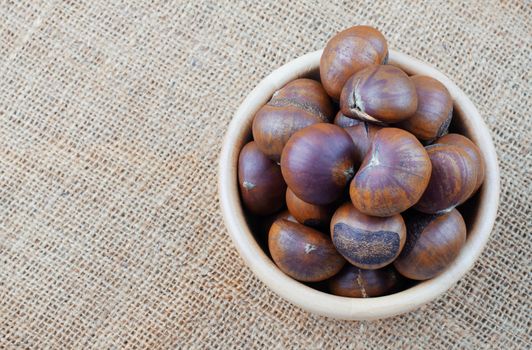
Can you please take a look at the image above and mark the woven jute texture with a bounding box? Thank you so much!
[0,1,530,348]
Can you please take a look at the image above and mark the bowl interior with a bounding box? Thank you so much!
[219,49,500,320]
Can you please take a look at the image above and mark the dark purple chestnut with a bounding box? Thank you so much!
[281,124,357,205]
[394,209,466,280]
[415,143,478,214]
[268,219,346,282]
[333,111,362,128]
[320,26,388,100]
[438,133,485,192]
[344,122,382,164]
[238,141,287,215]
[396,75,453,143]
[330,202,406,270]
[328,264,403,298]
[252,79,333,161]
[340,65,418,123]
[286,188,335,229]
[350,128,432,217]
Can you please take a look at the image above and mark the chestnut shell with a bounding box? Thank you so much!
[273,78,334,118]
[350,128,432,217]
[320,25,388,100]
[394,209,466,280]
[344,122,382,164]
[328,264,402,298]
[333,111,362,128]
[438,133,485,192]
[252,79,332,161]
[340,64,418,123]
[268,219,346,282]
[415,143,478,214]
[330,202,406,270]
[285,188,335,229]
[396,75,453,142]
[281,123,357,205]
[238,141,286,215]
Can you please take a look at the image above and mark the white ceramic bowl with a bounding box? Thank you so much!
[219,49,500,320]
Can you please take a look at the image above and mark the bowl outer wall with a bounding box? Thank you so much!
[218,49,500,320]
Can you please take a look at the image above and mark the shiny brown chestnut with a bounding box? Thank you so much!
[415,143,478,214]
[438,133,485,192]
[320,25,388,100]
[344,122,382,164]
[238,141,286,215]
[252,79,333,161]
[333,111,362,128]
[268,219,346,282]
[350,128,432,217]
[396,75,453,143]
[330,203,406,270]
[340,64,418,123]
[281,123,357,205]
[394,209,466,280]
[286,188,335,229]
[328,264,402,298]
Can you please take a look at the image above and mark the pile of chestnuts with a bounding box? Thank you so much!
[238,25,485,298]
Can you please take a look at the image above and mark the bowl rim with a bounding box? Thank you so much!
[218,49,500,320]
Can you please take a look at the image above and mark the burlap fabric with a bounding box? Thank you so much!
[0,1,530,348]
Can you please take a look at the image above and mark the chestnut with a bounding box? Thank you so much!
[344,122,382,164]
[252,79,332,161]
[320,25,388,100]
[281,123,357,205]
[328,264,402,298]
[238,141,286,215]
[334,111,361,128]
[394,209,466,280]
[350,128,432,217]
[396,75,453,142]
[251,210,297,253]
[268,219,346,282]
[340,64,418,123]
[255,210,297,238]
[415,143,478,214]
[286,188,335,229]
[438,133,485,192]
[330,202,406,270]
[272,78,334,118]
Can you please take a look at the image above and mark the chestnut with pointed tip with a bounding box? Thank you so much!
[238,141,286,215]
[350,128,432,217]
[394,209,466,280]
[281,123,357,205]
[328,264,403,298]
[333,111,362,128]
[415,143,478,214]
[340,64,418,123]
[344,122,382,164]
[286,188,335,229]
[268,219,346,282]
[397,75,453,142]
[252,79,333,161]
[438,133,485,192]
[320,25,388,100]
[330,203,406,270]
